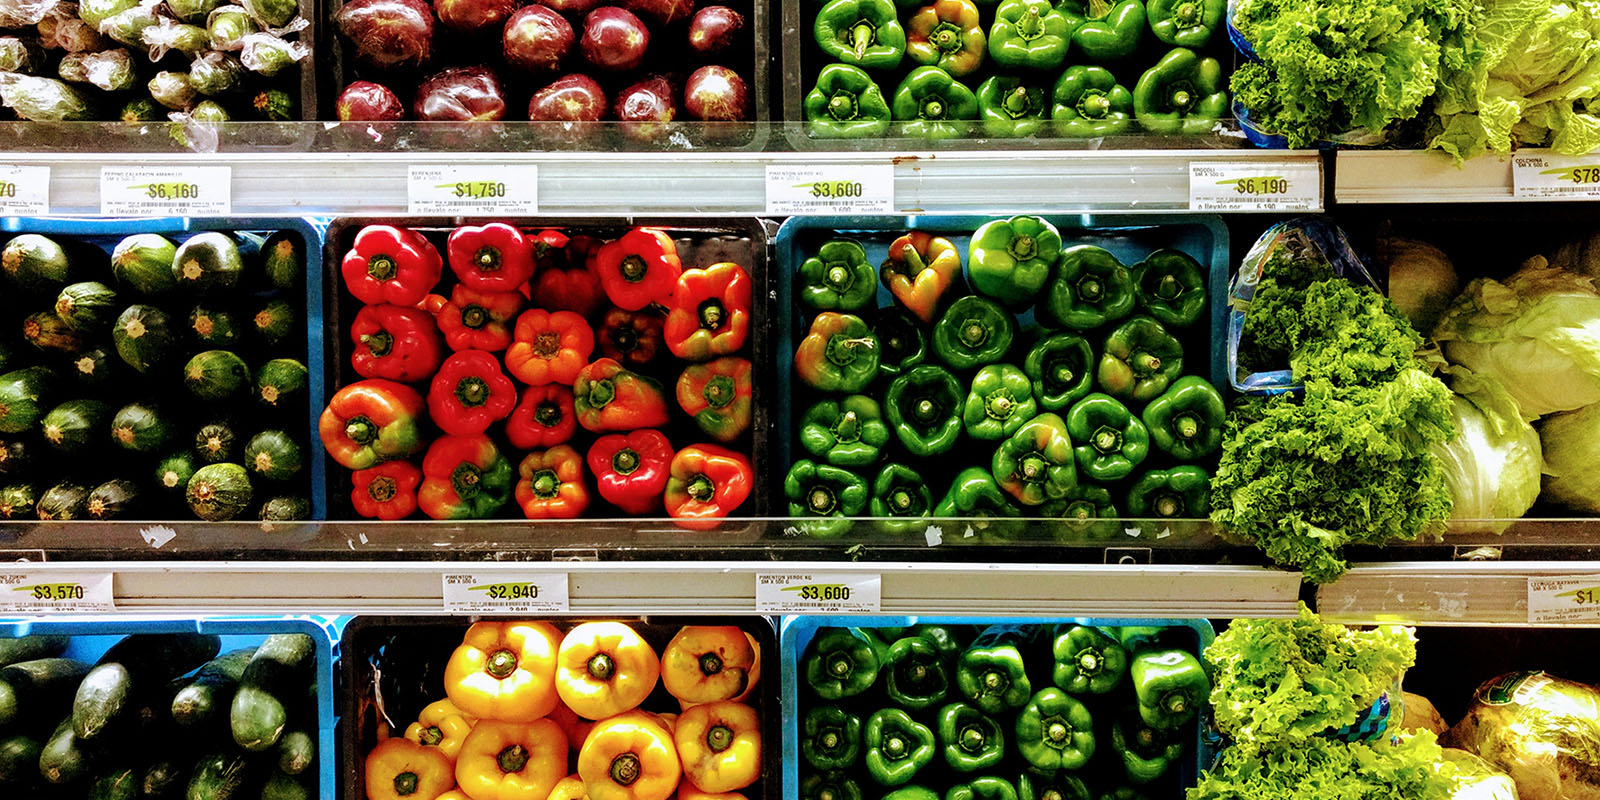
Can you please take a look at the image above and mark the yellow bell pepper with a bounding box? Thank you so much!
[439,791,471,800]
[556,622,661,720]
[405,699,477,764]
[655,713,678,735]
[550,703,595,752]
[661,627,756,706]
[445,621,563,722]
[365,737,456,800]
[577,711,682,800]
[677,788,747,800]
[673,702,760,794]
[454,719,568,800]
[548,775,591,800]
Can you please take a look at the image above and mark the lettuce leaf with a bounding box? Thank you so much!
[1188,732,1456,800]
[1431,366,1542,531]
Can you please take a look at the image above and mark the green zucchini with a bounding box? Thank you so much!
[253,360,306,410]
[87,480,139,520]
[229,634,313,752]
[41,399,108,453]
[110,235,178,297]
[111,403,168,453]
[23,311,85,354]
[71,347,118,389]
[185,753,252,800]
[242,431,300,481]
[184,351,250,402]
[1,235,71,291]
[88,765,139,800]
[39,716,94,785]
[0,485,36,519]
[142,758,188,799]
[171,649,253,730]
[193,423,236,464]
[37,482,89,520]
[0,658,90,730]
[250,302,294,347]
[0,367,55,433]
[0,438,29,477]
[113,305,179,374]
[186,463,252,522]
[275,730,312,776]
[73,634,221,741]
[119,98,162,124]
[259,772,309,800]
[259,233,301,291]
[0,636,68,667]
[250,89,296,122]
[156,453,198,497]
[256,497,308,522]
[188,306,239,348]
[54,282,119,332]
[0,733,39,783]
[172,234,242,295]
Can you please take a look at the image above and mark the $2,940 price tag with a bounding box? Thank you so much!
[442,572,569,613]
[755,572,881,613]
[1512,155,1600,199]
[1188,161,1321,212]
[1528,575,1600,623]
[0,166,48,214]
[409,165,538,214]
[101,167,230,216]
[0,572,114,613]
[766,165,894,215]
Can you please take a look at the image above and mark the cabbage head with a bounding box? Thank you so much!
[1540,401,1600,513]
[1430,367,1542,532]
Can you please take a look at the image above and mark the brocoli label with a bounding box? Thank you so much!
[1513,155,1600,199]
[0,571,113,613]
[441,571,568,613]
[1189,161,1321,212]
[1527,575,1600,622]
[101,166,230,216]
[0,166,49,215]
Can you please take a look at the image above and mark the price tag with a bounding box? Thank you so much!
[0,166,49,214]
[100,166,230,216]
[1189,161,1322,212]
[755,572,880,613]
[408,165,538,215]
[1513,154,1600,199]
[1528,575,1600,623]
[765,165,894,215]
[0,572,113,613]
[442,572,569,613]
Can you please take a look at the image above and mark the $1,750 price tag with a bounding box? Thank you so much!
[1528,575,1600,623]
[1188,161,1322,212]
[0,572,113,613]
[755,572,881,613]
[1513,154,1600,199]
[442,572,569,613]
[765,165,894,215]
[101,166,230,216]
[409,165,538,214]
[0,166,48,214]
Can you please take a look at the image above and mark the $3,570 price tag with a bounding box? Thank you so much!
[766,165,894,215]
[1188,161,1322,212]
[101,167,230,216]
[442,572,569,613]
[0,166,48,214]
[755,572,881,613]
[1528,575,1600,623]
[1512,154,1600,199]
[409,165,538,214]
[0,572,114,613]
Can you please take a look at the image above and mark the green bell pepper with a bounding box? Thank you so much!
[938,702,1005,772]
[1111,709,1184,784]
[1129,648,1208,730]
[891,66,980,139]
[1051,625,1128,695]
[1019,770,1091,800]
[805,63,894,138]
[963,364,1038,441]
[815,0,907,70]
[802,706,864,770]
[796,312,881,393]
[1140,377,1223,461]
[802,770,865,800]
[875,307,929,378]
[1147,0,1223,46]
[885,364,965,456]
[872,462,934,533]
[1041,485,1119,541]
[800,395,892,468]
[865,708,938,787]
[977,75,1049,138]
[947,777,1019,800]
[873,627,912,643]
[805,628,884,699]
[911,624,964,659]
[1132,47,1227,135]
[1043,245,1135,330]
[1125,465,1209,518]
[934,295,1016,369]
[968,216,1060,308]
[884,789,941,800]
[1116,626,1166,653]
[1100,790,1149,800]
[934,467,1023,539]
[906,0,987,77]
[1066,393,1149,482]
[786,459,870,537]
[1024,334,1094,411]
[1097,316,1182,403]
[885,635,950,710]
[1051,66,1133,137]
[992,412,1076,506]
[956,628,1032,714]
[802,239,878,312]
[987,0,1070,70]
[1014,687,1095,772]
[1057,0,1145,61]
[1131,249,1206,327]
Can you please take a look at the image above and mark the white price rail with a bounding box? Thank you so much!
[1528,575,1600,623]
[408,165,539,215]
[756,572,881,613]
[442,572,570,613]
[0,165,49,215]
[0,572,114,613]
[100,166,230,216]
[766,164,894,215]
[1513,154,1600,199]
[1189,160,1322,212]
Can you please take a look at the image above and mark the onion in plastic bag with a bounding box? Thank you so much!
[413,65,505,121]
[335,0,433,71]
[0,72,95,119]
[1446,672,1600,800]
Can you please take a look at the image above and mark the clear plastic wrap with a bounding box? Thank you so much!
[334,0,434,71]
[0,72,95,119]
[0,0,63,27]
[237,30,305,76]
[412,64,505,121]
[0,35,47,72]
[1447,672,1600,800]
[237,0,294,28]
[188,49,244,95]
[205,4,258,50]
[37,4,106,52]
[141,16,210,60]
[97,0,163,47]
[1444,749,1522,800]
[147,68,196,109]
[163,0,223,24]
[80,46,134,90]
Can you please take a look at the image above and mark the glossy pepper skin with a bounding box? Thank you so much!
[675,701,761,793]
[1141,376,1223,460]
[447,223,535,293]
[891,66,980,139]
[515,446,590,519]
[948,777,1018,800]
[885,365,964,456]
[1052,625,1128,695]
[530,229,603,317]
[598,308,664,368]
[577,711,682,800]
[352,460,422,520]
[957,629,1032,714]
[963,364,1037,441]
[661,625,756,704]
[802,771,864,800]
[342,225,443,307]
[1112,710,1183,783]
[587,430,673,514]
[1051,66,1134,137]
[455,719,567,800]
[320,379,426,469]
[874,307,929,378]
[429,350,517,436]
[677,357,752,442]
[800,395,891,468]
[557,621,660,719]
[506,385,577,450]
[871,462,933,533]
[987,0,1070,69]
[664,444,752,529]
[977,76,1049,138]
[938,702,1004,772]
[795,313,880,393]
[1044,245,1136,330]
[992,412,1076,506]
[1126,465,1208,518]
[1019,771,1091,800]
[1043,485,1119,540]
[934,467,1021,538]
[365,737,454,800]
[419,434,513,519]
[805,628,882,700]
[934,296,1015,369]
[1066,393,1149,481]
[1024,334,1094,411]
[805,64,893,138]
[882,231,961,324]
[785,459,869,537]
[1058,0,1145,61]
[666,263,751,360]
[1147,0,1222,46]
[438,284,523,352]
[801,241,877,313]
[506,309,595,386]
[968,216,1060,308]
[595,229,683,312]
[1098,316,1182,403]
[906,0,986,77]
[883,789,939,800]
[1132,249,1206,327]
[803,706,862,770]
[445,620,563,722]
[864,708,936,787]
[573,358,671,432]
[1132,47,1227,135]
[1129,648,1207,730]
[1015,687,1095,772]
[405,698,475,764]
[814,0,906,70]
[351,304,445,382]
[884,635,949,710]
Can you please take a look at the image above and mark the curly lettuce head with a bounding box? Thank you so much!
[1188,732,1456,800]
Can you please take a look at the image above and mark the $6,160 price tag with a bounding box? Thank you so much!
[766,165,894,214]
[442,572,569,613]
[101,167,230,216]
[0,572,114,613]
[756,572,881,613]
[408,165,538,214]
[1527,575,1600,622]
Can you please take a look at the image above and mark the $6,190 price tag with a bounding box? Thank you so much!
[442,572,569,613]
[0,572,114,613]
[1189,161,1321,212]
[408,165,538,214]
[756,572,881,613]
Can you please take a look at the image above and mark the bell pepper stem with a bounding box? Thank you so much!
[534,331,561,357]
[699,300,726,331]
[1080,91,1110,119]
[1088,0,1112,17]
[1018,6,1043,38]
[699,652,723,675]
[1009,235,1038,261]
[1077,276,1104,302]
[884,733,907,759]
[452,462,483,500]
[891,488,914,512]
[1078,651,1101,673]
[393,771,419,796]
[345,416,377,445]
[456,377,490,407]
[587,652,615,680]
[612,448,639,475]
[1134,353,1162,372]
[960,725,985,753]
[810,485,839,514]
[486,648,519,678]
[1053,364,1076,384]
[850,21,874,60]
[368,254,397,281]
[1021,456,1047,481]
[1162,691,1188,715]
[914,398,939,422]
[959,321,988,348]
[610,753,641,786]
[922,97,946,120]
[620,255,648,283]
[828,652,854,678]
[497,744,529,774]
[932,25,959,51]
[707,724,734,752]
[828,92,858,121]
[473,246,504,273]
[704,375,736,409]
[1093,427,1120,453]
[361,331,393,357]
[535,402,563,429]
[983,670,1005,691]
[368,476,397,502]
[1156,273,1183,299]
[462,305,488,329]
[687,475,716,503]
[418,725,443,746]
[588,378,616,409]
[835,411,861,442]
[1154,493,1181,517]
[827,336,877,366]
[532,470,559,498]
[1047,719,1069,744]
[1174,413,1201,440]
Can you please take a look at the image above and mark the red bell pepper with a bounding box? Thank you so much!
[586,430,673,515]
[437,284,523,352]
[594,228,682,311]
[530,228,603,318]
[572,358,671,433]
[427,350,517,436]
[664,443,753,530]
[514,445,590,519]
[349,304,444,383]
[418,434,513,520]
[676,357,752,443]
[319,379,427,470]
[416,293,448,315]
[446,222,536,293]
[341,225,442,307]
[664,262,752,361]
[597,307,665,367]
[505,309,594,386]
[350,461,421,520]
[505,384,577,450]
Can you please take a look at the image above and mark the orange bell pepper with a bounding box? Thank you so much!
[674,702,760,793]
[881,231,962,324]
[556,622,661,720]
[405,698,477,764]
[577,711,681,800]
[660,627,755,705]
[548,704,594,752]
[514,446,590,519]
[444,621,563,722]
[365,737,455,800]
[548,775,591,800]
[677,787,747,800]
[454,719,567,800]
[505,309,594,386]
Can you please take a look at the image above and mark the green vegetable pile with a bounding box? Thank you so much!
[1187,732,1456,800]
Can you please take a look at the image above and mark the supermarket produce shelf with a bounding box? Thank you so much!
[1316,561,1600,627]
[1335,149,1526,204]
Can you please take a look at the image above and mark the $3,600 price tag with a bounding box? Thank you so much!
[1513,155,1600,199]
[0,572,113,613]
[1528,575,1600,623]
[442,572,569,613]
[766,165,894,215]
[409,165,538,214]
[756,572,881,613]
[0,166,48,214]
[101,167,230,216]
[1189,161,1321,212]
